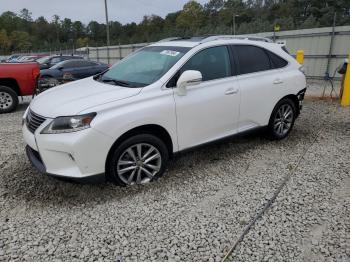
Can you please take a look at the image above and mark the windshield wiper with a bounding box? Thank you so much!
[101,78,131,87]
[93,73,103,80]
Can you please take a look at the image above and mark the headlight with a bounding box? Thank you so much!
[41,113,96,134]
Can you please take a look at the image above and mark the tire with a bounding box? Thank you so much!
[108,134,169,186]
[267,98,296,140]
[0,86,19,114]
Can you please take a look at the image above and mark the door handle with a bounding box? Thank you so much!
[225,88,239,95]
[273,79,283,84]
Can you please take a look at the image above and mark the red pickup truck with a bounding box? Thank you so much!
[0,63,40,113]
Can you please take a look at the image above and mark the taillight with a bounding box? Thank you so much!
[32,67,40,80]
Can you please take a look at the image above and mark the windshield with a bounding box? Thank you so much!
[36,56,50,64]
[98,46,190,87]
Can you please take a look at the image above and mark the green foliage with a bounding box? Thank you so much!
[0,0,349,54]
[176,1,205,34]
[0,29,11,53]
[76,37,89,48]
[9,31,31,51]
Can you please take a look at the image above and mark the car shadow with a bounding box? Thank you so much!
[1,129,270,209]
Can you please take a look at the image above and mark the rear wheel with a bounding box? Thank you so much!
[108,134,169,186]
[267,98,296,140]
[0,86,18,114]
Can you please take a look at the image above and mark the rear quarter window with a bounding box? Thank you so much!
[266,50,288,69]
[234,45,271,75]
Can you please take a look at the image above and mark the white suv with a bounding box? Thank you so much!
[23,36,306,186]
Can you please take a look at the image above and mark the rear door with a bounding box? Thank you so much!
[231,44,288,132]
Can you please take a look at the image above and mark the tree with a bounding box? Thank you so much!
[9,31,31,51]
[0,1,349,54]
[61,18,73,42]
[176,1,205,34]
[19,8,33,22]
[76,37,89,48]
[299,15,319,29]
[0,29,11,54]
[52,15,61,44]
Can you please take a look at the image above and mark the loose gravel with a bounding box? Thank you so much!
[0,97,349,261]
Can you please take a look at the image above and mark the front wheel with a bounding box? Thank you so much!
[0,86,19,114]
[108,134,169,186]
[267,98,296,140]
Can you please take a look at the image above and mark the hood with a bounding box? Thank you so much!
[30,77,141,118]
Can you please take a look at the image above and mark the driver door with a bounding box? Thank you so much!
[172,46,240,150]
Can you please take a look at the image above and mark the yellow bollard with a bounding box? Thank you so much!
[340,54,350,106]
[296,50,304,65]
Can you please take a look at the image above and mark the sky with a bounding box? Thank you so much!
[0,0,210,24]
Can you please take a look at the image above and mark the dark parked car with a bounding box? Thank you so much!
[38,59,109,89]
[5,54,22,62]
[37,55,84,69]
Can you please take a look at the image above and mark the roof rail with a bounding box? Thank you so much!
[157,37,193,42]
[199,35,273,43]
[157,35,273,44]
[158,37,183,42]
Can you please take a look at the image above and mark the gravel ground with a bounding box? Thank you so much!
[0,96,349,262]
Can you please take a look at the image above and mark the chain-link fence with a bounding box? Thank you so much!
[84,43,148,65]
[85,26,350,79]
[14,25,350,80]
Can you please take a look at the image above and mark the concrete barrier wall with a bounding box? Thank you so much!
[85,26,350,78]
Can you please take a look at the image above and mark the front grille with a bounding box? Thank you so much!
[26,109,47,133]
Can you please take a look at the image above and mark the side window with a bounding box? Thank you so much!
[234,45,271,74]
[51,57,61,64]
[69,61,86,68]
[166,46,231,88]
[181,46,231,82]
[266,50,288,69]
[63,61,76,69]
[85,61,98,66]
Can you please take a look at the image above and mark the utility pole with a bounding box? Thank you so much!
[232,14,239,35]
[104,0,110,64]
[325,12,337,78]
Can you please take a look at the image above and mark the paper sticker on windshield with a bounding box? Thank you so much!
[160,50,180,57]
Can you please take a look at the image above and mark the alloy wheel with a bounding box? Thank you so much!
[273,104,294,136]
[117,143,162,185]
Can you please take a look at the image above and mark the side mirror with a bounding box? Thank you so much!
[176,70,202,96]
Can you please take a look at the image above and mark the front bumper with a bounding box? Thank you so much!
[25,145,105,183]
[23,121,114,182]
[26,145,46,173]
[297,87,307,113]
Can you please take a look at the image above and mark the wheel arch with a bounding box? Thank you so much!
[105,124,174,175]
[0,78,21,96]
[273,94,300,117]
[282,94,300,116]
